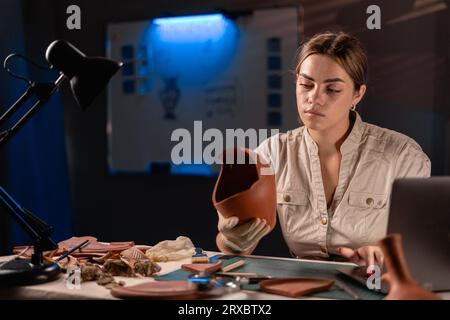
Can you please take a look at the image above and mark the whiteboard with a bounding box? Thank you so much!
[106,7,300,173]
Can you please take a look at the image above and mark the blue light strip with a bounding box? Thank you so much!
[153,13,225,25]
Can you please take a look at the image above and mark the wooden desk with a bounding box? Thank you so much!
[1,253,449,300]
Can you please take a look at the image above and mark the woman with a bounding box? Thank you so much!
[216,31,431,269]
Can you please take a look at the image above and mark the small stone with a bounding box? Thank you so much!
[96,273,115,286]
[103,259,134,277]
[104,282,119,289]
[134,260,161,276]
[80,263,102,282]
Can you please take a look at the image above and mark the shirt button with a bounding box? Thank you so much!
[283,194,291,202]
[320,246,327,253]
[320,217,328,225]
[366,197,374,206]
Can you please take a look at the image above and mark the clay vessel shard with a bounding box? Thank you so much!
[379,234,441,300]
[212,148,277,230]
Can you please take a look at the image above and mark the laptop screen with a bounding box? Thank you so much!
[387,177,450,291]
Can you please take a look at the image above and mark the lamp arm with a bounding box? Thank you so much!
[0,88,34,128]
[0,73,66,266]
[0,73,66,146]
[0,185,57,253]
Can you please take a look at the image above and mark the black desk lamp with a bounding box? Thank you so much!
[0,40,122,286]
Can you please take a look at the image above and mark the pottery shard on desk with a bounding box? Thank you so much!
[59,236,98,251]
[59,236,134,254]
[13,236,135,258]
[120,247,148,267]
[181,260,223,273]
[259,278,335,298]
[111,281,199,300]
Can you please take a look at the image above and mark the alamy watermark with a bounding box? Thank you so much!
[66,5,81,30]
[366,264,382,290]
[366,5,381,30]
[66,266,81,290]
[171,121,279,174]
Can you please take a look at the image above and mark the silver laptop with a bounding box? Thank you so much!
[386,177,450,292]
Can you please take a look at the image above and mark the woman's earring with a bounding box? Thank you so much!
[351,104,356,111]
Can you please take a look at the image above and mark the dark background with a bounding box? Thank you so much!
[1,0,449,257]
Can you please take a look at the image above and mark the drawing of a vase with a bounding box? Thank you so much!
[159,77,180,120]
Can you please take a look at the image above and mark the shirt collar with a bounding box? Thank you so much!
[303,110,364,155]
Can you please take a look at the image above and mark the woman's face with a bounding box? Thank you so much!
[296,54,366,132]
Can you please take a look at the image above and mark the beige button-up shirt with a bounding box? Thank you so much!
[255,110,431,259]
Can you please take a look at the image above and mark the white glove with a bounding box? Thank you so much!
[217,211,270,252]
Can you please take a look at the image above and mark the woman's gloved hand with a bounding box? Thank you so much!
[217,211,270,253]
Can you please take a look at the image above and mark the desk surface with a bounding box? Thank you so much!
[1,253,449,300]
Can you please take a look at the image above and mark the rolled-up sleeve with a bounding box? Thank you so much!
[254,133,281,169]
[394,140,431,178]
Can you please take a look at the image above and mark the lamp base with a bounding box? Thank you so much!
[0,258,61,287]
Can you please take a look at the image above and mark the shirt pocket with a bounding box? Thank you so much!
[348,191,388,210]
[276,190,309,235]
[347,191,389,245]
[277,190,308,205]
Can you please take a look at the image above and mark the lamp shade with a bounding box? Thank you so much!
[45,40,122,109]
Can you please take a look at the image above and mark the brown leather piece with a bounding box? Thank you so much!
[212,148,277,230]
[181,261,223,273]
[378,234,441,300]
[259,278,335,298]
[111,281,200,300]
